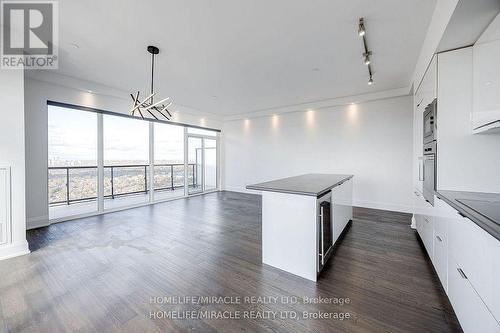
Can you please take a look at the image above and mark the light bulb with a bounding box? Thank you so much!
[368,77,373,85]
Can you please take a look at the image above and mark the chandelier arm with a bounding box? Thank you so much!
[156,109,169,120]
[144,97,170,111]
[146,109,159,120]
[137,108,145,119]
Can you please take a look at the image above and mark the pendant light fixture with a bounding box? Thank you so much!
[129,46,172,120]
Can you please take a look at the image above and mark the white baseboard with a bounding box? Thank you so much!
[27,215,50,230]
[0,240,30,260]
[352,200,414,214]
[222,187,262,195]
[224,187,414,214]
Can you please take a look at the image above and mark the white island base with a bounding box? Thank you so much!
[257,176,353,282]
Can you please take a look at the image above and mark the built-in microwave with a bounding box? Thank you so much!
[423,99,437,144]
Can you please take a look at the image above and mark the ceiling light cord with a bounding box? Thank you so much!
[358,17,373,85]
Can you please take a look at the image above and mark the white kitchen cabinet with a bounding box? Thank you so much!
[473,40,500,133]
[448,212,492,309]
[448,257,499,333]
[433,214,448,292]
[415,211,434,261]
[490,234,500,321]
[472,12,500,133]
[331,178,353,243]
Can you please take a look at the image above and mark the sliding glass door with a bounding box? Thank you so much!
[187,136,203,194]
[204,138,217,191]
[187,135,218,195]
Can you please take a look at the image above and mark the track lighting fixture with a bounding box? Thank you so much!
[363,52,371,65]
[358,18,374,86]
[358,18,366,36]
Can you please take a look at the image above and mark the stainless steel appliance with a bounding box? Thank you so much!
[317,191,333,273]
[423,99,437,144]
[422,98,437,205]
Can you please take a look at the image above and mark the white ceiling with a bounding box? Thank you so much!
[42,0,436,115]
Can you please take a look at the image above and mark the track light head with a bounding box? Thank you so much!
[364,55,370,65]
[358,18,366,37]
[368,76,373,85]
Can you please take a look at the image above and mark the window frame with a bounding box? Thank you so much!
[47,100,220,223]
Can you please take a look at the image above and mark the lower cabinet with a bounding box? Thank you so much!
[433,214,448,292]
[448,258,499,333]
[331,178,353,243]
[414,196,500,332]
[416,213,434,261]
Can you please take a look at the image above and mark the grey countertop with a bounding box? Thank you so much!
[437,190,500,242]
[246,174,353,197]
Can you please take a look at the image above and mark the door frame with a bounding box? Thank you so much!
[184,132,220,196]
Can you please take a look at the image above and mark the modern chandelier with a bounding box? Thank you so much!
[130,45,172,120]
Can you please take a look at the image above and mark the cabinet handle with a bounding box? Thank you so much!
[320,206,325,265]
[457,268,468,280]
[436,235,442,242]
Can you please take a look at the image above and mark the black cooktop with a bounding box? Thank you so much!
[456,199,500,226]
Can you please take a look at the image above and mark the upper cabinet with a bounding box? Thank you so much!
[472,13,500,134]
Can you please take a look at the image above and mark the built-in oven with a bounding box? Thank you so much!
[317,191,333,273]
[423,99,437,144]
[422,141,436,206]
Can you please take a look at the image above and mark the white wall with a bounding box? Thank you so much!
[24,73,223,229]
[0,69,29,260]
[223,96,414,212]
[437,47,500,193]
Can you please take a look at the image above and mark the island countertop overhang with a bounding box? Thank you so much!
[246,174,353,197]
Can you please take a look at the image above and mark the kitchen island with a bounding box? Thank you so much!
[247,174,353,281]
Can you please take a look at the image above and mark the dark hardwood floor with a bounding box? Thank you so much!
[0,191,461,332]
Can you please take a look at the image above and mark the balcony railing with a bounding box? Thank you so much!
[48,164,197,206]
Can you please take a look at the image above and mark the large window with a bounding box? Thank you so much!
[154,123,185,200]
[103,115,150,209]
[47,103,219,221]
[48,105,98,219]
